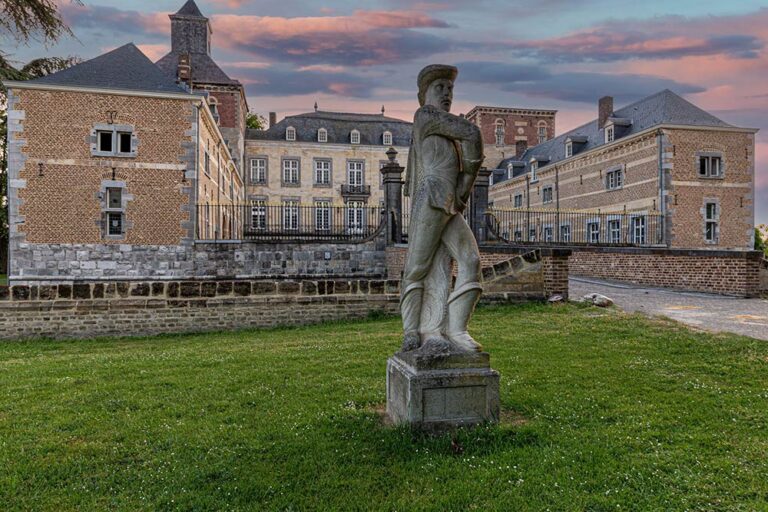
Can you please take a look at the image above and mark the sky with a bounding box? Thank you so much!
[3,0,767,226]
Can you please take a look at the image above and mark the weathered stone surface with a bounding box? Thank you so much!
[582,293,614,307]
[73,283,91,300]
[386,354,500,430]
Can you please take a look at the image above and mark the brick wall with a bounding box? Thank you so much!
[570,247,763,297]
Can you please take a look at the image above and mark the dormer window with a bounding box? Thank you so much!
[350,129,360,145]
[383,131,392,146]
[565,142,573,158]
[318,128,327,143]
[530,161,538,182]
[605,125,614,143]
[286,126,296,141]
[507,163,514,180]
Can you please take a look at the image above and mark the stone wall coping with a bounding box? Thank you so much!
[480,243,760,260]
[478,245,572,258]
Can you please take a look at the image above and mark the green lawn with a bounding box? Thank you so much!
[1,304,767,511]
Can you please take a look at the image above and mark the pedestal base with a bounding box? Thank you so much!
[386,351,500,430]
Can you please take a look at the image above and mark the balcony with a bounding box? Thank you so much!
[340,184,371,198]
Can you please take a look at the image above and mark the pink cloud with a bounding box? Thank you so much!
[136,43,169,61]
[755,142,768,189]
[59,3,169,35]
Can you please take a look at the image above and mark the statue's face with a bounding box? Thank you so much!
[425,78,453,112]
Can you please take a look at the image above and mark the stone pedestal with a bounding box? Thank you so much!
[386,350,500,430]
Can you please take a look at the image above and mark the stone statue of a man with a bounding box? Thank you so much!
[401,64,484,354]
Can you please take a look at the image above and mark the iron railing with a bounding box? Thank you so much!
[340,184,371,197]
[486,208,664,246]
[196,204,385,242]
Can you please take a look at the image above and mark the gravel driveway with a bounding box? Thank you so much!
[570,277,768,341]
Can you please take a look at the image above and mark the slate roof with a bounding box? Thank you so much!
[495,89,736,182]
[175,0,204,17]
[248,110,413,146]
[28,43,190,94]
[155,52,240,86]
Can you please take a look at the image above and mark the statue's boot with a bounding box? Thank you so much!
[445,282,483,352]
[400,282,424,352]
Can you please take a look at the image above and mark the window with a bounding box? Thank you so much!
[314,160,331,186]
[315,201,331,231]
[204,148,210,177]
[347,201,365,234]
[560,224,571,243]
[530,162,538,182]
[348,161,364,186]
[608,219,621,243]
[95,127,133,157]
[514,230,523,242]
[107,212,123,236]
[317,128,327,143]
[286,126,296,141]
[507,164,514,180]
[565,142,573,158]
[529,228,537,242]
[250,158,266,184]
[705,202,718,243]
[537,122,547,143]
[104,187,125,238]
[542,186,553,204]
[282,200,299,230]
[699,155,723,178]
[587,221,600,243]
[543,226,553,242]
[495,119,505,145]
[282,159,299,185]
[383,131,392,146]
[632,216,647,244]
[605,125,615,143]
[513,194,523,208]
[606,168,623,190]
[350,129,360,145]
[250,200,266,230]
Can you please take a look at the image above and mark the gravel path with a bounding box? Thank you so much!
[570,277,768,341]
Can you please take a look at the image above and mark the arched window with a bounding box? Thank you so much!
[286,126,296,141]
[318,128,327,143]
[495,119,505,146]
[537,121,548,144]
[382,131,392,146]
[350,129,360,144]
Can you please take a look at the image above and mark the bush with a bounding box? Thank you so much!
[756,228,767,256]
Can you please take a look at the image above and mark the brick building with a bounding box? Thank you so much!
[3,43,241,283]
[489,91,758,251]
[465,105,557,169]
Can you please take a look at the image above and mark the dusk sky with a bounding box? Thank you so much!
[4,0,767,226]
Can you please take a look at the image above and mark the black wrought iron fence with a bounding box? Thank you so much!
[196,204,385,242]
[486,208,664,246]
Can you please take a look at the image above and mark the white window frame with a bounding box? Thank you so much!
[317,128,328,143]
[559,223,571,243]
[282,200,299,230]
[250,200,266,230]
[350,129,360,145]
[382,131,392,146]
[543,225,554,242]
[607,217,622,244]
[495,119,505,146]
[698,154,723,178]
[315,201,331,231]
[605,125,615,143]
[542,186,553,204]
[347,160,364,186]
[530,162,538,183]
[704,202,718,243]
[513,194,523,208]
[286,126,296,141]
[587,219,600,244]
[537,122,548,143]
[631,215,647,245]
[250,158,267,184]
[314,159,331,186]
[282,159,300,186]
[346,200,365,234]
[606,168,623,190]
[565,142,573,158]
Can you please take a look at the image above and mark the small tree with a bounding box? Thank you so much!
[246,112,267,130]
[757,227,767,256]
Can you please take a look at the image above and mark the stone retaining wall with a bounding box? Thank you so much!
[569,247,764,297]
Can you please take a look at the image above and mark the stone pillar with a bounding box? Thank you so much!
[380,147,405,245]
[470,168,492,242]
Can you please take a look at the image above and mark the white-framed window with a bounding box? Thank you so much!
[559,224,571,243]
[347,160,364,186]
[315,200,331,231]
[282,199,299,230]
[250,158,266,184]
[530,162,538,182]
[250,200,266,230]
[632,216,646,244]
[346,200,365,233]
[513,194,523,208]
[587,220,600,243]
[314,159,331,186]
[350,129,360,145]
[105,187,124,237]
[565,142,573,158]
[542,186,553,204]
[543,226,554,242]
[507,163,514,180]
[286,126,296,141]
[605,125,615,143]
[606,168,623,190]
[495,119,505,146]
[608,218,621,243]
[317,128,328,143]
[282,159,299,185]
[94,126,134,157]
[529,227,537,242]
[383,131,392,146]
[699,154,723,178]
[705,202,718,243]
[537,122,548,143]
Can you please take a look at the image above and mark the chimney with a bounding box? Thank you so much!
[598,96,613,128]
[269,112,277,128]
[515,140,527,158]
[176,53,191,86]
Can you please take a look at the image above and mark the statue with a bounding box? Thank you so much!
[401,64,485,354]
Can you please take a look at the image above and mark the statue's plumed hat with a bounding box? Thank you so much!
[417,64,458,106]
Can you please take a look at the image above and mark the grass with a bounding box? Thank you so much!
[0,274,6,285]
[1,303,767,511]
